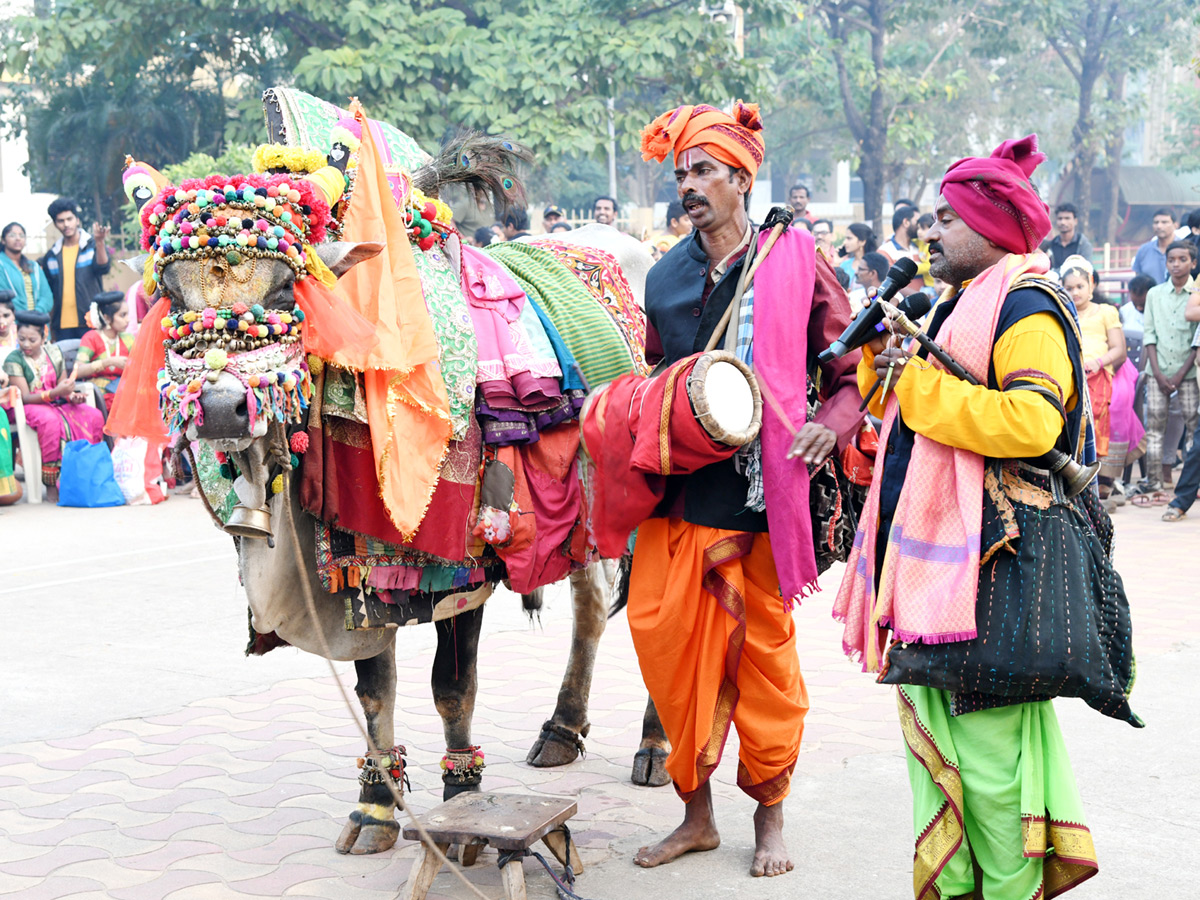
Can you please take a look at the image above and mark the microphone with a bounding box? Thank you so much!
[819,257,920,363]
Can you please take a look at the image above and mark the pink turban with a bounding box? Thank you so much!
[939,135,1051,254]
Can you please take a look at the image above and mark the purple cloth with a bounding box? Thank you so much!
[1109,359,1145,449]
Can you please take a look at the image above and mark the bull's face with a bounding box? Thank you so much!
[159,255,306,449]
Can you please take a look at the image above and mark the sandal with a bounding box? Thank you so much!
[1162,507,1186,522]
[1131,491,1170,507]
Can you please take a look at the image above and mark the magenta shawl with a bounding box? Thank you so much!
[754,227,821,604]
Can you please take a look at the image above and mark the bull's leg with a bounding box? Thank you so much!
[632,696,671,787]
[527,562,608,767]
[433,605,484,802]
[336,648,402,855]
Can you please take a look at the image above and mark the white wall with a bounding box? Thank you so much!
[0,128,58,257]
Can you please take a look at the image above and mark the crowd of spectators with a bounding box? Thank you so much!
[6,181,1200,520]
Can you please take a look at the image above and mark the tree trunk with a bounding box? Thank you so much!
[1099,71,1126,243]
[826,0,889,234]
[859,145,886,236]
[1069,29,1103,237]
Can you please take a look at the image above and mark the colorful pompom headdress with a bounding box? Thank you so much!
[138,173,338,294]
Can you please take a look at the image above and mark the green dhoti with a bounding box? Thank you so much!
[898,685,1099,900]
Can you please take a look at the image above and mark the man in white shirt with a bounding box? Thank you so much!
[880,205,918,264]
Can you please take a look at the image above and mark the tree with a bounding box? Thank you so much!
[3,0,788,218]
[789,0,984,233]
[998,0,1196,240]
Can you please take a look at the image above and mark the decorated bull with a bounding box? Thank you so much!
[109,91,661,856]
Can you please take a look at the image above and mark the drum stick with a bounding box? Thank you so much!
[755,372,798,437]
[757,374,832,476]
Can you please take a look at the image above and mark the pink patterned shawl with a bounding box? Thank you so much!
[833,253,1048,670]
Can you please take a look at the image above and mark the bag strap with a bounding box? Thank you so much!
[703,227,759,353]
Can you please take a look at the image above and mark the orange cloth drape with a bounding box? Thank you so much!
[627,518,808,806]
[105,296,169,441]
[332,101,451,538]
[1086,367,1113,459]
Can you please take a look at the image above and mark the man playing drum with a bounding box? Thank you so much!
[629,101,864,876]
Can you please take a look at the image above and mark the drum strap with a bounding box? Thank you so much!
[704,226,760,354]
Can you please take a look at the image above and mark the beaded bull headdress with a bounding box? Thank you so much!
[139,172,338,435]
[139,173,334,294]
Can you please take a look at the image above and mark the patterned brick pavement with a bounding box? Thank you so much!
[0,498,1194,898]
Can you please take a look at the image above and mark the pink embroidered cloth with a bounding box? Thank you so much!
[833,253,1048,670]
[461,245,562,409]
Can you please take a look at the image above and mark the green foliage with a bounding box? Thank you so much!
[3,0,788,217]
[162,144,257,185]
[1161,80,1200,173]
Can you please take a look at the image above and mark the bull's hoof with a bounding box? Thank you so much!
[631,747,671,787]
[335,809,399,855]
[526,720,587,768]
[446,842,482,866]
[443,780,481,803]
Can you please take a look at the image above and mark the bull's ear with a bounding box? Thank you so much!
[313,241,384,278]
[121,253,150,274]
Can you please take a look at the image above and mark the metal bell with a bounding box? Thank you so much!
[224,504,273,540]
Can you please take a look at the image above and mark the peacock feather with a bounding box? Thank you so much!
[411,131,533,212]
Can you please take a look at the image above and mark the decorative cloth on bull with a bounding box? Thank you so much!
[535,239,649,376]
[461,245,567,445]
[486,242,641,388]
[325,100,452,539]
[640,100,765,184]
[939,135,1052,255]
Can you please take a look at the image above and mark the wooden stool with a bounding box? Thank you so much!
[400,792,583,900]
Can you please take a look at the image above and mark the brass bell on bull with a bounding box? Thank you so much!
[224,505,274,540]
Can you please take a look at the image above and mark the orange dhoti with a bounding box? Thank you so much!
[627,517,809,806]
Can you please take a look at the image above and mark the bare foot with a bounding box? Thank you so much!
[750,802,794,877]
[634,781,720,867]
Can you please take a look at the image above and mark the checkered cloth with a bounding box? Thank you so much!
[732,286,767,512]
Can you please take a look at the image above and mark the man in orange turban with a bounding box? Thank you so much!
[620,102,864,877]
[641,101,766,185]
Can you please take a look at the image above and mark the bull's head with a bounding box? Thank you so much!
[141,173,378,540]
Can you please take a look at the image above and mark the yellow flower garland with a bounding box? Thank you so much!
[252,144,329,176]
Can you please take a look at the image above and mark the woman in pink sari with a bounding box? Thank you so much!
[3,309,104,498]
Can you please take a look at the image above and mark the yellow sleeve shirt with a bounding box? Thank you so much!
[857,312,1076,459]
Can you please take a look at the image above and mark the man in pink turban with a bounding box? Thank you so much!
[834,135,1136,899]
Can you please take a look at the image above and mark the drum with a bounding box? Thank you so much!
[581,350,762,558]
[686,351,761,446]
[580,350,761,465]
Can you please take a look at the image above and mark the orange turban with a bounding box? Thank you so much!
[640,101,765,184]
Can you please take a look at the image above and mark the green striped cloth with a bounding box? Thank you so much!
[486,242,636,388]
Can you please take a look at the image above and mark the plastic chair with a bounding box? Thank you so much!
[55,339,82,376]
[11,381,99,504]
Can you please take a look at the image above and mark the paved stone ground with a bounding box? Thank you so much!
[0,494,1196,899]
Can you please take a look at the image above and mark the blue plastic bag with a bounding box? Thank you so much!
[58,439,125,508]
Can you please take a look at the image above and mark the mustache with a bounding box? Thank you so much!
[682,192,709,209]
[927,242,944,255]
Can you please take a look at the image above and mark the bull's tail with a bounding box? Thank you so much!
[607,553,632,620]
